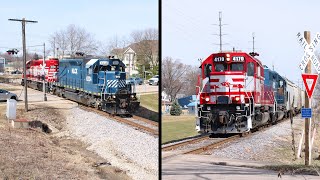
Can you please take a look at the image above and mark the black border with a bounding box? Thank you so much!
[158,0,162,179]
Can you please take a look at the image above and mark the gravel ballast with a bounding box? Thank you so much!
[210,118,305,163]
[66,107,158,180]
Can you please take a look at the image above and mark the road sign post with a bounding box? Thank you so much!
[298,31,312,165]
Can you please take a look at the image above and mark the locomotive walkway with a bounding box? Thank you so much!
[162,154,319,179]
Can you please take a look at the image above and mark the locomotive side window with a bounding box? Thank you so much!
[231,63,243,71]
[93,65,99,73]
[214,64,227,72]
[204,64,212,77]
[247,62,254,76]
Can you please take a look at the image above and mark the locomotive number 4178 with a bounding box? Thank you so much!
[232,56,245,62]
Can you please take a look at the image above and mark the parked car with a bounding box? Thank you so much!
[0,89,18,101]
[148,75,159,86]
[126,77,144,85]
[11,70,22,74]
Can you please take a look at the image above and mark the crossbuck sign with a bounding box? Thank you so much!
[297,32,320,73]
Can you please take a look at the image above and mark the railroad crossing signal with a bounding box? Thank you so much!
[297,32,320,73]
[302,73,318,98]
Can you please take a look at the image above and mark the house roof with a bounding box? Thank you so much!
[187,101,199,107]
[177,95,193,107]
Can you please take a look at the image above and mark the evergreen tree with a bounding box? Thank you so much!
[170,100,182,116]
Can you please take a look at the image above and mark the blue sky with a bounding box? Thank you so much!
[162,0,320,85]
[0,0,158,54]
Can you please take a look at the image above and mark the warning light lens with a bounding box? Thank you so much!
[205,97,210,102]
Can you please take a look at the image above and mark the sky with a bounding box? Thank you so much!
[0,0,158,55]
[162,0,320,85]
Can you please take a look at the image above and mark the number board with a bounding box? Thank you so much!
[232,56,245,62]
[213,57,225,62]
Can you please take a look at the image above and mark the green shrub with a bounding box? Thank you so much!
[170,100,182,116]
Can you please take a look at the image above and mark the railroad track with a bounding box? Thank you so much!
[162,135,210,151]
[79,105,158,136]
[183,135,239,154]
[163,115,296,160]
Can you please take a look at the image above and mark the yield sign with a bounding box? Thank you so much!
[302,74,318,98]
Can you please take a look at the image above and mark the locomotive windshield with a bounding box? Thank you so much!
[215,64,227,72]
[231,63,244,71]
[99,65,125,72]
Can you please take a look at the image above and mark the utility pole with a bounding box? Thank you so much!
[53,37,56,58]
[252,32,255,53]
[304,31,311,165]
[43,43,47,101]
[218,12,223,52]
[9,18,38,112]
[212,11,227,52]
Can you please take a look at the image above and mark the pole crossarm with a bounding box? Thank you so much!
[8,18,38,23]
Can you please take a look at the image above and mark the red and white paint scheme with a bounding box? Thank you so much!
[196,51,275,134]
[23,58,59,90]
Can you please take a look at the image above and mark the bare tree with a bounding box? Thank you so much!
[162,57,189,101]
[49,24,98,57]
[130,28,159,70]
[181,65,200,96]
[100,35,129,59]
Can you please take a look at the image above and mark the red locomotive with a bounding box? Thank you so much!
[23,58,59,90]
[196,51,276,134]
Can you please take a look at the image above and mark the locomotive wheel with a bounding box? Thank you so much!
[240,131,251,137]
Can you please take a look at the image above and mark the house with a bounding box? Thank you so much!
[0,57,5,73]
[162,91,171,114]
[123,47,138,76]
[178,95,199,114]
[111,40,158,76]
[187,100,199,115]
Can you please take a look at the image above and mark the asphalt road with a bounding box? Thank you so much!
[162,154,320,180]
[133,83,158,94]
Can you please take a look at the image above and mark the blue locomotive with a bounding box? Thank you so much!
[264,65,304,120]
[51,57,139,115]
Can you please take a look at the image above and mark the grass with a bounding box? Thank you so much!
[0,84,21,92]
[162,115,199,144]
[139,93,158,112]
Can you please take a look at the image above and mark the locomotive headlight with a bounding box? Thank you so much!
[131,95,134,98]
[226,57,230,61]
[207,106,211,110]
[235,96,240,101]
[236,106,240,110]
[112,95,116,99]
[226,54,230,57]
[205,97,210,102]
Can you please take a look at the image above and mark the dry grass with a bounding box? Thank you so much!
[0,103,130,180]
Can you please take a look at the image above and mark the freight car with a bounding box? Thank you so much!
[196,51,303,135]
[23,57,139,115]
